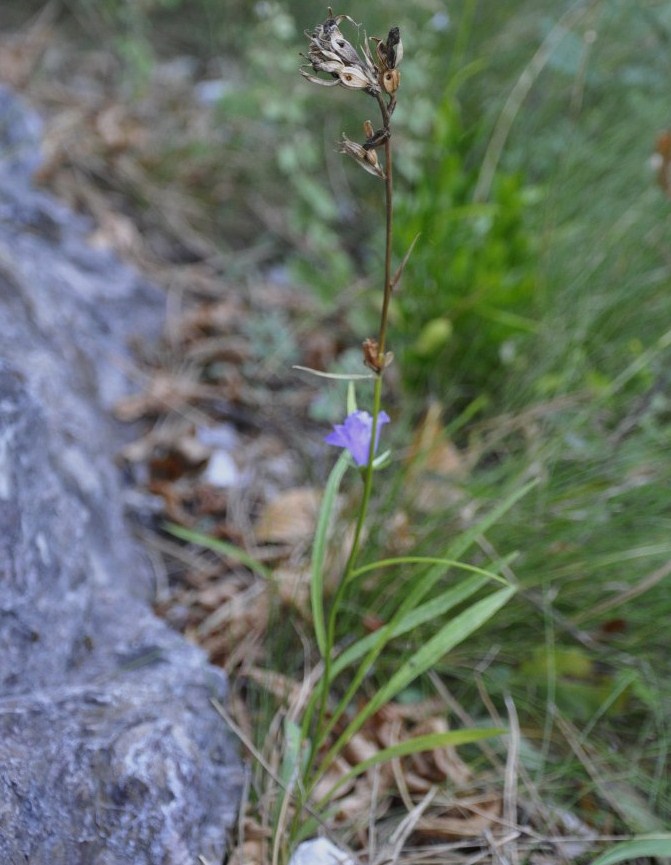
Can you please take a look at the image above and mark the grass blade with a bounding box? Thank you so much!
[319,728,504,805]
[588,836,671,865]
[311,451,350,657]
[331,573,489,679]
[164,522,272,580]
[355,586,515,728]
[349,555,510,586]
[316,586,515,781]
[316,558,513,750]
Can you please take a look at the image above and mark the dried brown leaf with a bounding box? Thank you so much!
[310,755,358,805]
[405,402,468,512]
[88,211,143,257]
[415,792,502,840]
[342,730,380,766]
[273,565,311,613]
[408,718,472,787]
[113,372,213,421]
[227,838,266,865]
[255,487,321,544]
[0,6,54,87]
[94,104,148,152]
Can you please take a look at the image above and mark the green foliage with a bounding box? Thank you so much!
[589,836,671,865]
[62,0,178,85]
[61,0,260,88]
[394,87,540,402]
[285,436,527,848]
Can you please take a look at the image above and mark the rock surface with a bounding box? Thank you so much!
[0,85,241,864]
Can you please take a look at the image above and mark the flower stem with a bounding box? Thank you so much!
[305,97,395,789]
[377,132,394,359]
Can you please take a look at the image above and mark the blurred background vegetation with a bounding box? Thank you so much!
[4,0,671,839]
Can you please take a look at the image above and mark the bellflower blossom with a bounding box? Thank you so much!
[325,410,390,466]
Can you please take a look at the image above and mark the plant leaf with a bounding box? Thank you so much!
[354,586,515,726]
[315,585,515,780]
[346,381,357,415]
[390,232,420,291]
[316,556,514,750]
[349,555,510,586]
[280,717,304,789]
[293,365,374,381]
[164,522,272,580]
[311,451,350,657]
[588,836,671,865]
[319,728,504,805]
[331,573,489,679]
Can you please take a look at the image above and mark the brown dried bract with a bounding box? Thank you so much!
[301,9,380,95]
[339,135,385,179]
[362,337,393,373]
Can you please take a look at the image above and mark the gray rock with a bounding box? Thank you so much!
[0,86,242,864]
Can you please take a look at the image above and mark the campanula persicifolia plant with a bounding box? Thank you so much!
[253,10,521,862]
[299,12,404,800]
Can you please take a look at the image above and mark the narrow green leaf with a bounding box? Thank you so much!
[317,556,513,751]
[313,575,488,752]
[311,452,350,657]
[293,365,374,381]
[164,522,272,580]
[349,556,510,586]
[308,482,532,771]
[317,586,515,779]
[331,574,488,679]
[319,728,504,805]
[362,587,515,724]
[589,836,671,865]
[346,381,357,415]
[280,718,303,788]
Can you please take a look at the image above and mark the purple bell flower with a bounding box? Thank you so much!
[325,410,390,466]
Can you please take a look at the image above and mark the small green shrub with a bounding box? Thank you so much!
[394,88,540,404]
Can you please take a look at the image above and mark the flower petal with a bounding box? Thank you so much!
[325,410,390,466]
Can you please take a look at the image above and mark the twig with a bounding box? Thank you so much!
[381,787,439,865]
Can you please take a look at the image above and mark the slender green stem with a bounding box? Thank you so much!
[304,95,395,790]
[377,134,394,358]
[294,90,398,849]
[307,372,383,765]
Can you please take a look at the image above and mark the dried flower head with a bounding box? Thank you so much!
[300,10,403,367]
[339,135,385,179]
[301,9,380,94]
[374,27,404,71]
[300,10,402,178]
[381,68,401,95]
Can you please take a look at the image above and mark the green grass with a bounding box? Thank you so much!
[208,0,671,841]
[238,0,671,841]
[375,0,671,834]
[179,0,671,843]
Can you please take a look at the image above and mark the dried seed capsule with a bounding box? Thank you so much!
[381,68,401,95]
